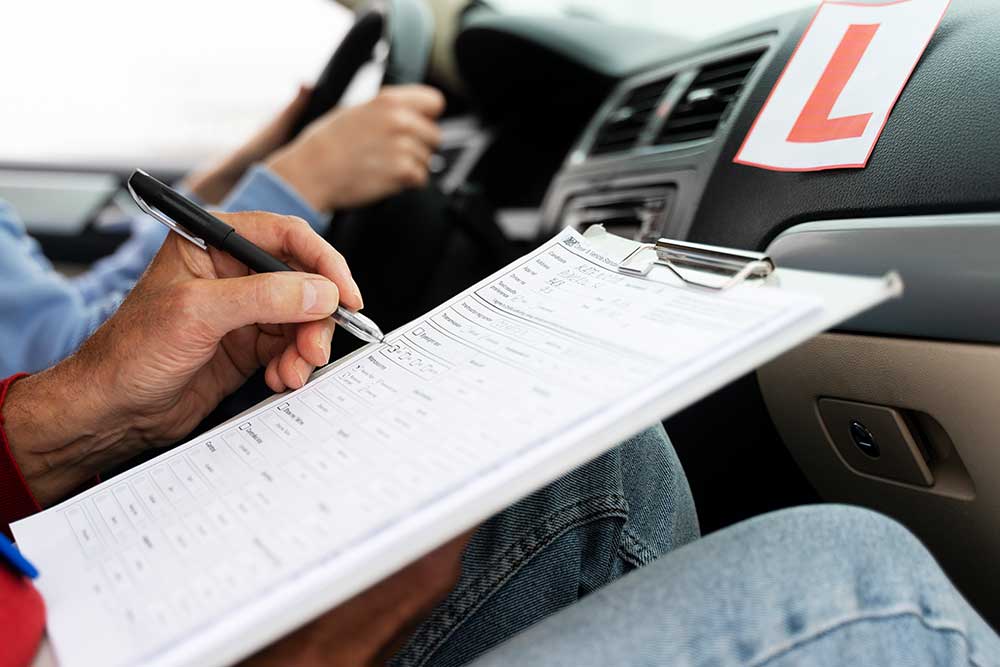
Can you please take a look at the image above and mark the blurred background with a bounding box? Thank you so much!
[1,0,812,171]
[1,0,351,169]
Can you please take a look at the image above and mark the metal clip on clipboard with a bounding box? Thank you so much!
[617,238,775,291]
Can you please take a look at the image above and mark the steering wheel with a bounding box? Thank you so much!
[202,1,444,419]
[287,0,435,140]
[285,0,467,362]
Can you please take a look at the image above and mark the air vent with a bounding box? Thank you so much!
[562,186,675,242]
[655,50,764,146]
[589,78,673,157]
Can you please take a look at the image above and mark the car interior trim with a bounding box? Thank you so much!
[768,213,1000,344]
[759,332,1000,622]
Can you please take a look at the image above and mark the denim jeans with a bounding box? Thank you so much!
[389,423,700,666]
[469,504,1000,666]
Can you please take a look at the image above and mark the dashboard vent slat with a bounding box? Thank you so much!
[563,186,676,242]
[694,59,760,86]
[661,112,726,130]
[654,49,765,147]
[589,76,673,157]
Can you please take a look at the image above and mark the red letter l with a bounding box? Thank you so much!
[787,23,880,143]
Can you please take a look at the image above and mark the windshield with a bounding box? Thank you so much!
[1,0,818,170]
[0,0,349,170]
[486,0,817,39]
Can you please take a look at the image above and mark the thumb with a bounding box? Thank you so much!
[194,272,340,338]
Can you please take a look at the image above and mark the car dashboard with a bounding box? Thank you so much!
[543,26,778,245]
[459,0,1000,627]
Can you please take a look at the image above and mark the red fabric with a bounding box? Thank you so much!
[0,375,46,665]
[0,565,45,667]
[0,375,41,541]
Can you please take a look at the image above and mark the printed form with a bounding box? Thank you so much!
[12,229,825,667]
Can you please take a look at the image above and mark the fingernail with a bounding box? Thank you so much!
[316,327,333,361]
[350,278,364,310]
[296,357,312,386]
[303,277,340,315]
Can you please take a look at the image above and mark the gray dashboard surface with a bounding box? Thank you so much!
[689,0,1000,252]
[460,10,689,82]
[769,214,1000,345]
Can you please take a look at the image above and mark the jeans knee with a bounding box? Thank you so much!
[752,505,942,597]
[618,425,700,562]
[784,504,924,555]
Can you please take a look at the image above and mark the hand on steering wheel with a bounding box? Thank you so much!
[265,1,444,214]
[267,85,445,212]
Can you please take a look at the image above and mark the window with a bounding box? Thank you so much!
[0,0,350,169]
[486,0,816,40]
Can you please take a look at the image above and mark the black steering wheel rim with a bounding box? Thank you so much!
[287,0,436,140]
[287,3,390,140]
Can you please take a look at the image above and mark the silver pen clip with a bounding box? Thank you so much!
[126,174,208,250]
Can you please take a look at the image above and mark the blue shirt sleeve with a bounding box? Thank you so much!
[0,165,328,376]
[0,201,120,377]
[70,213,169,305]
[220,164,330,234]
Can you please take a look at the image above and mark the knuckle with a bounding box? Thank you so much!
[252,273,281,312]
[426,90,446,116]
[431,88,446,109]
[376,87,400,104]
[254,210,284,224]
[429,126,444,147]
[281,214,315,243]
[390,109,412,133]
[283,214,309,230]
[409,165,429,187]
[393,137,413,156]
[374,94,401,116]
[327,243,348,265]
[392,157,411,178]
[395,160,423,186]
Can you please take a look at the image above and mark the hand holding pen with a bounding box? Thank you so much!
[127,170,386,346]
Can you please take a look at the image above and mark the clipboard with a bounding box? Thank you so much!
[581,224,904,385]
[11,225,903,667]
[580,222,902,295]
[617,238,775,290]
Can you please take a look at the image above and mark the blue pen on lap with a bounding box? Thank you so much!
[0,534,38,579]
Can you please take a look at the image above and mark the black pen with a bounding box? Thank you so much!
[127,169,385,345]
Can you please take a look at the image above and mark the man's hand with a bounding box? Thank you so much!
[184,85,313,204]
[267,85,446,213]
[4,212,361,505]
[243,533,470,667]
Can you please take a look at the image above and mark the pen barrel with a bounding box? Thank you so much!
[223,233,294,274]
[331,309,383,344]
